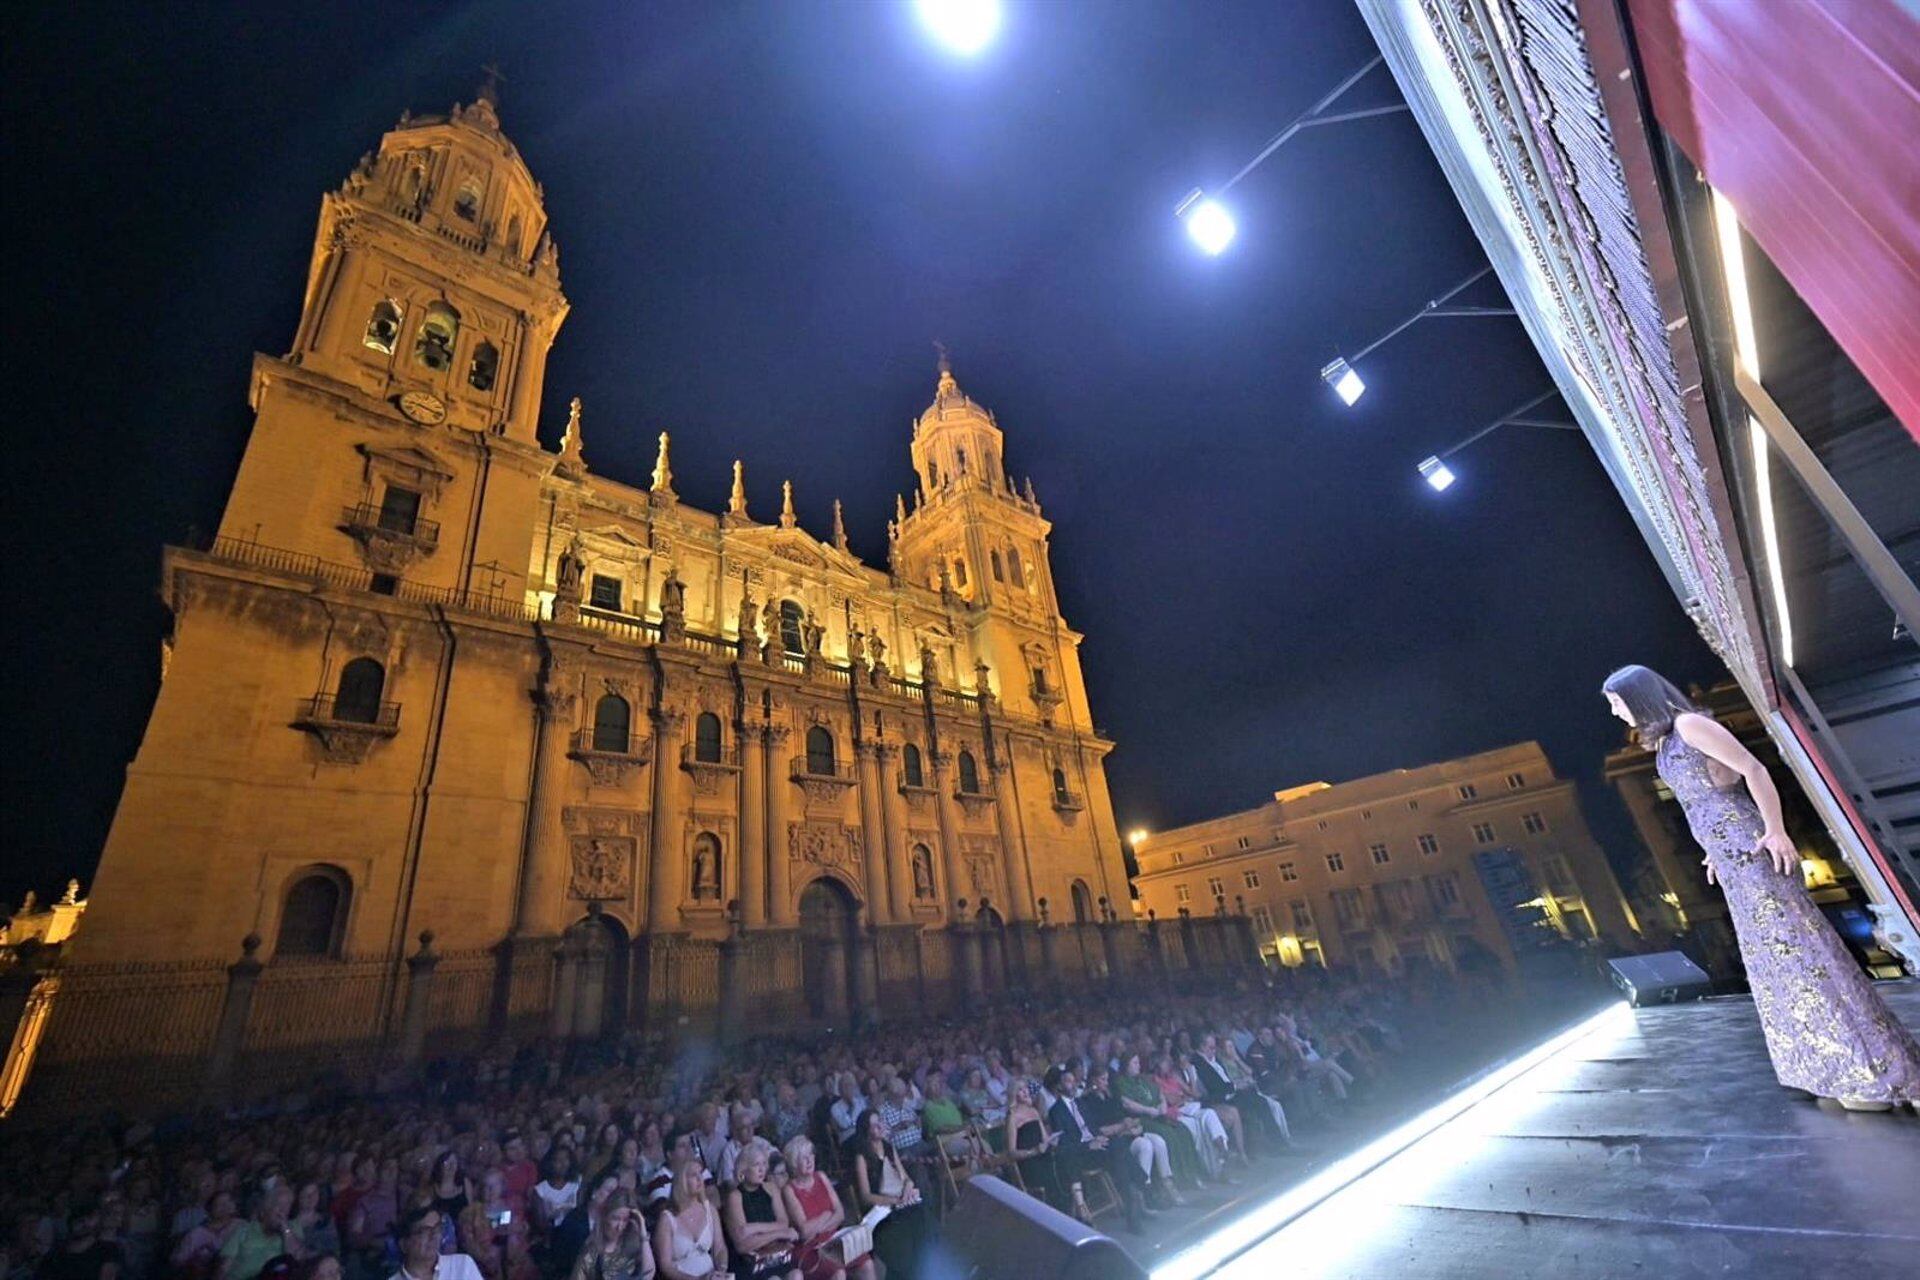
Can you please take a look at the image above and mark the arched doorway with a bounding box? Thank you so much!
[558,913,629,1040]
[798,878,860,1026]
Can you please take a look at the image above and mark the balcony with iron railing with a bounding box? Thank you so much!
[681,742,743,769]
[791,756,857,783]
[1050,787,1085,813]
[296,694,401,731]
[570,728,652,761]
[341,504,439,548]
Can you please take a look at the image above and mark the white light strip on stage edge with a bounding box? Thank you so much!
[1152,1001,1635,1280]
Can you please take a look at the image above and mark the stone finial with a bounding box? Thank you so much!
[832,499,848,552]
[61,879,80,905]
[417,929,437,953]
[729,460,749,516]
[780,480,797,530]
[651,431,675,498]
[1023,476,1037,504]
[240,933,262,958]
[1037,896,1051,926]
[557,397,587,476]
[895,493,907,524]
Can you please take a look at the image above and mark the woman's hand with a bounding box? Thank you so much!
[1758,829,1797,877]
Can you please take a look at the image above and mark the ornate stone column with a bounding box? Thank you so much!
[397,931,439,1065]
[850,904,881,1028]
[930,750,965,921]
[738,724,768,929]
[717,906,747,1045]
[766,724,796,926]
[853,742,892,923]
[877,744,912,922]
[989,756,1034,921]
[205,934,263,1096]
[517,685,579,938]
[646,708,688,934]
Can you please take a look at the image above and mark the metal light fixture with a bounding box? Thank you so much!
[914,0,1001,56]
[1321,357,1366,406]
[1417,456,1456,491]
[1175,189,1236,256]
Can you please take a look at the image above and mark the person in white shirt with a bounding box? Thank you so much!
[389,1207,483,1280]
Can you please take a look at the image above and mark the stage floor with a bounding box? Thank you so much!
[1176,982,1920,1280]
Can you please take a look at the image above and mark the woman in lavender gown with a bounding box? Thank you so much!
[1602,665,1920,1111]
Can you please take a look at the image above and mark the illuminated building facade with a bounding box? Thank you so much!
[1131,742,1638,975]
[1,89,1179,1116]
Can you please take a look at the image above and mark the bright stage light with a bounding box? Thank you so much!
[1320,356,1365,406]
[1174,189,1237,256]
[914,0,1001,55]
[1152,1001,1633,1280]
[1128,829,1148,845]
[1417,456,1455,492]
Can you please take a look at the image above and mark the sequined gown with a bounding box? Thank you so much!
[1658,730,1920,1102]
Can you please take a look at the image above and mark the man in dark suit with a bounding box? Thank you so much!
[1044,1066,1149,1232]
[1192,1034,1288,1153]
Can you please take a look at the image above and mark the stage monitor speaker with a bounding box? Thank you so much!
[926,1174,1147,1280]
[1608,951,1711,1006]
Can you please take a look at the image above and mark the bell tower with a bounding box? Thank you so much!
[216,82,569,597]
[287,85,567,442]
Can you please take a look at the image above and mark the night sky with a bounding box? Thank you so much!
[4,0,1722,907]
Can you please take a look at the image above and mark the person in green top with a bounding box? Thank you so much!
[921,1074,985,1166]
[216,1185,301,1280]
[1113,1052,1207,1189]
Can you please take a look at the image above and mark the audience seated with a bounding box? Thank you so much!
[0,969,1484,1280]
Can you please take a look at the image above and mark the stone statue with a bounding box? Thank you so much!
[738,594,760,657]
[869,634,888,677]
[556,538,585,598]
[61,879,80,905]
[19,891,37,915]
[918,641,940,688]
[912,846,935,899]
[848,628,866,667]
[692,839,719,900]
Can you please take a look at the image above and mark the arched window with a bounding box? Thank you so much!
[505,213,523,256]
[957,749,980,794]
[928,461,941,489]
[1052,766,1070,803]
[694,711,723,763]
[468,340,498,391]
[1071,880,1093,924]
[415,303,459,371]
[690,832,722,900]
[805,725,836,775]
[956,447,969,473]
[453,182,481,222]
[364,299,401,354]
[1008,547,1025,587]
[902,743,925,788]
[592,694,630,753]
[779,600,806,656]
[333,657,385,724]
[990,550,1004,582]
[952,558,969,589]
[278,867,350,959]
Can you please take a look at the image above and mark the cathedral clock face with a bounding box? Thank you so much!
[397,390,448,424]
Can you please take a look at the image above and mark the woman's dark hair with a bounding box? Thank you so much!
[1601,665,1700,741]
[853,1110,888,1157]
[428,1150,459,1186]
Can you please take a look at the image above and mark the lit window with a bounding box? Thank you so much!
[1279,862,1299,883]
[1369,842,1390,865]
[1417,833,1440,856]
[1472,822,1496,844]
[1506,772,1525,790]
[1175,883,1191,904]
[1522,811,1548,835]
[1457,783,1478,801]
[589,574,622,612]
[1242,869,1260,889]
[1326,852,1345,873]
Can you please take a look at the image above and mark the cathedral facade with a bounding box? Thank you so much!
[9,90,1169,1114]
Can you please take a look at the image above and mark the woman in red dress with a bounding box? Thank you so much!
[778,1137,874,1280]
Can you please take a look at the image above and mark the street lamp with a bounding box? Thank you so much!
[914,0,1001,56]
[1415,389,1578,492]
[1321,265,1514,407]
[1128,829,1149,846]
[1175,189,1236,256]
[1175,55,1409,254]
[1320,357,1365,407]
